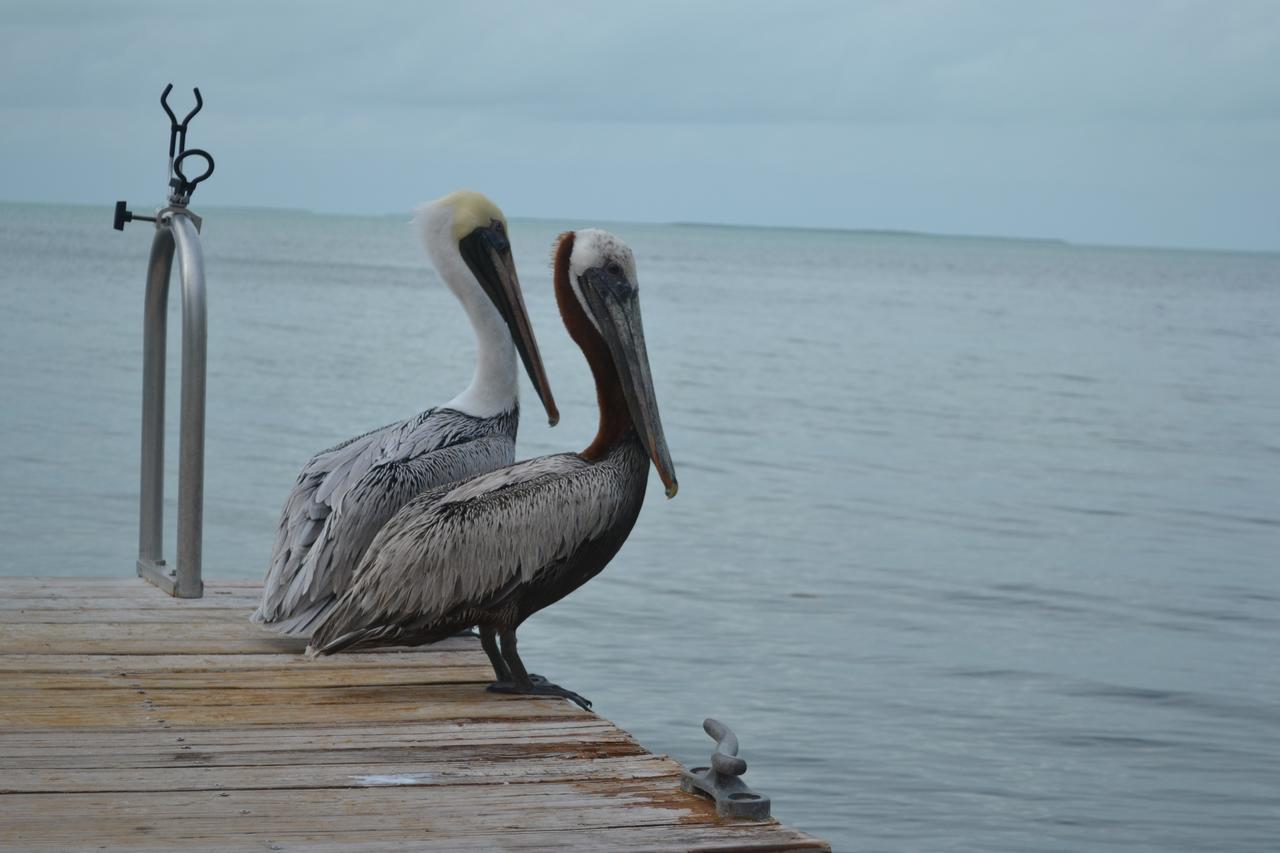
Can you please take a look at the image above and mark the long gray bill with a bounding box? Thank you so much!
[581,272,678,498]
[460,226,559,426]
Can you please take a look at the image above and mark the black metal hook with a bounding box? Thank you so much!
[115,84,214,229]
[160,84,204,159]
[174,149,215,188]
[169,148,215,201]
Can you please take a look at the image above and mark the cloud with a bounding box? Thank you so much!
[2,0,1278,250]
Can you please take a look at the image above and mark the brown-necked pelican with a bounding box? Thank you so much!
[305,229,677,709]
[252,191,558,636]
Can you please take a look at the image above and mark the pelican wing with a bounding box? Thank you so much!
[307,451,631,654]
[254,408,517,632]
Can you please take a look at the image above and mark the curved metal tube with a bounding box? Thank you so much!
[136,209,206,598]
[138,227,173,568]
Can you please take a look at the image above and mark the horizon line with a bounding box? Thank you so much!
[3,197,1276,259]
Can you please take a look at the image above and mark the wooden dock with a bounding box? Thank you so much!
[0,577,828,851]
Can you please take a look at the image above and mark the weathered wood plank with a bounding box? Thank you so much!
[1,637,301,654]
[0,719,639,765]
[0,662,493,690]
[0,645,475,673]
[2,608,259,624]
[3,753,679,794]
[0,594,261,611]
[0,621,310,655]
[0,578,259,594]
[5,681,519,706]
[0,625,484,656]
[0,578,260,613]
[3,744,649,776]
[0,683,584,715]
[0,782,738,836]
[3,622,283,641]
[0,686,591,730]
[3,821,829,853]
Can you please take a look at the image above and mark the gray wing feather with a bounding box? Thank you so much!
[308,453,630,654]
[256,422,402,625]
[254,409,517,633]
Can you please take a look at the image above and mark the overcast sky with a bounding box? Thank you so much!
[2,1,1277,251]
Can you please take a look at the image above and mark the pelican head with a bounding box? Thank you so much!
[418,190,559,426]
[564,229,677,498]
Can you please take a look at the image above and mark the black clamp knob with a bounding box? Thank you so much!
[113,201,157,231]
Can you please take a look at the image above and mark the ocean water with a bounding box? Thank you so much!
[2,201,1279,851]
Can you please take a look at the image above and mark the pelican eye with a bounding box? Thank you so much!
[486,220,510,253]
[606,261,624,277]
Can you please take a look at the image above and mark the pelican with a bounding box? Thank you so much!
[305,229,677,709]
[252,191,558,635]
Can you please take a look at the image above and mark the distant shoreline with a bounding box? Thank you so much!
[2,198,1275,258]
[667,220,1071,245]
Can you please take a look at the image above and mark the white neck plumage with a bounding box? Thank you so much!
[419,215,518,419]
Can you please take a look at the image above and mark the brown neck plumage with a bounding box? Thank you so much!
[553,232,631,461]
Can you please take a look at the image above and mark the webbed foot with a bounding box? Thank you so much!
[486,679,591,710]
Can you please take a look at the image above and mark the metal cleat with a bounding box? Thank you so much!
[680,718,772,820]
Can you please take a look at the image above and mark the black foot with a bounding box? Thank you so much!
[486,679,592,710]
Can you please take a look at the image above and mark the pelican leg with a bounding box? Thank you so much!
[485,629,592,710]
[480,626,510,681]
[483,625,547,691]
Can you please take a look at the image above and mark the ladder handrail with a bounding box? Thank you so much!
[117,83,214,599]
[136,209,207,598]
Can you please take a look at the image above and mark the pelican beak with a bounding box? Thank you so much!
[460,224,559,426]
[580,268,678,498]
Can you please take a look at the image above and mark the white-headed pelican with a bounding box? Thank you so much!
[253,191,558,636]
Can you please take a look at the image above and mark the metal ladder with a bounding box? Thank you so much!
[113,85,216,598]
